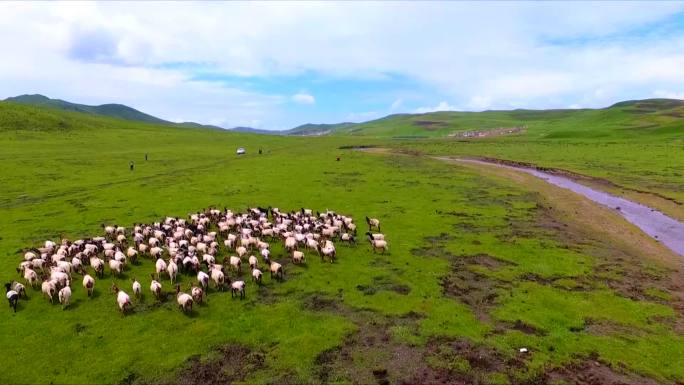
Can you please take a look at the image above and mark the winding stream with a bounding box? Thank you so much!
[441,157,684,258]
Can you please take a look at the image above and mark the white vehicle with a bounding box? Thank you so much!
[236,147,246,155]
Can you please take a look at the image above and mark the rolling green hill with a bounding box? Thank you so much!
[3,94,223,130]
[284,99,684,139]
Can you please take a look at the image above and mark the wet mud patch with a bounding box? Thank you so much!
[164,344,265,385]
[356,276,411,296]
[544,356,663,385]
[440,254,513,321]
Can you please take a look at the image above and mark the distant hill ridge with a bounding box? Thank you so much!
[3,94,222,130]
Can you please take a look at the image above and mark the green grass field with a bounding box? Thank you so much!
[1,102,683,384]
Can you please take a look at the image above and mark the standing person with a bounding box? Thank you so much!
[129,161,134,171]
[145,153,148,161]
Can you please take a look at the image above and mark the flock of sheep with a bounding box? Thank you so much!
[6,207,387,314]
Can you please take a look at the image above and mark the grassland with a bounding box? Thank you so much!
[1,102,683,384]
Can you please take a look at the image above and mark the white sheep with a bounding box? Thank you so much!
[292,250,305,264]
[83,274,95,297]
[109,259,123,276]
[248,255,258,270]
[58,285,72,310]
[229,256,242,274]
[41,279,57,303]
[155,258,167,280]
[191,284,204,304]
[149,274,163,301]
[251,268,263,284]
[230,280,246,299]
[132,279,142,298]
[197,271,210,290]
[111,284,132,314]
[175,285,193,313]
[269,261,283,281]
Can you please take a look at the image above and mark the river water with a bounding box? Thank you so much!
[446,157,684,258]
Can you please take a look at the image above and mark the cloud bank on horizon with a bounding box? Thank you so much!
[1,2,684,129]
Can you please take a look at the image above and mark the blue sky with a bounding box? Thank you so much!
[1,2,684,130]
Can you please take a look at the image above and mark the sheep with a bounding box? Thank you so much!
[50,270,70,290]
[230,280,246,299]
[109,259,123,277]
[366,232,385,241]
[111,283,132,314]
[248,255,258,270]
[260,248,270,262]
[341,233,356,246]
[367,234,388,254]
[132,278,142,298]
[71,256,83,274]
[269,261,284,281]
[284,236,297,252]
[155,258,167,280]
[41,279,57,303]
[58,285,72,310]
[90,256,105,278]
[209,266,225,291]
[126,247,139,264]
[167,259,178,283]
[316,243,336,263]
[9,281,26,298]
[251,268,263,284]
[291,250,305,264]
[149,274,163,301]
[83,274,95,297]
[306,238,319,251]
[17,267,38,288]
[175,284,193,313]
[229,256,242,274]
[191,283,204,304]
[202,253,215,266]
[197,271,210,290]
[23,251,37,261]
[5,283,19,312]
[366,216,381,232]
[236,246,248,259]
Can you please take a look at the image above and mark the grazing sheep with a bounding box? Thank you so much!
[284,236,297,252]
[209,266,225,291]
[341,233,356,246]
[367,234,388,254]
[9,281,26,298]
[269,261,284,281]
[109,259,123,277]
[229,256,242,274]
[191,283,204,304]
[17,267,39,288]
[126,247,139,264]
[90,256,105,278]
[5,283,19,313]
[149,274,163,301]
[132,279,142,298]
[230,280,246,299]
[260,248,270,261]
[251,268,263,284]
[236,246,248,259]
[316,243,336,263]
[83,274,95,297]
[167,259,178,283]
[248,255,258,270]
[41,279,57,303]
[291,250,305,264]
[175,284,193,313]
[58,285,72,310]
[366,232,385,241]
[366,216,381,232]
[111,284,132,314]
[155,258,167,280]
[197,271,210,290]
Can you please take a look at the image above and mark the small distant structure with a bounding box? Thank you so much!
[236,147,246,155]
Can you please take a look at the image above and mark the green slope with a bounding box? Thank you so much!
[320,99,684,139]
[3,94,223,130]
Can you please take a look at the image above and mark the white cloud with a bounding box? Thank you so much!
[292,92,315,105]
[653,90,684,100]
[1,2,684,127]
[414,101,457,114]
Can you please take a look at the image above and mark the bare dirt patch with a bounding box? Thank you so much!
[165,344,265,385]
[545,357,663,385]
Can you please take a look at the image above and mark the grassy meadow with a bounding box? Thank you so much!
[1,102,683,384]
